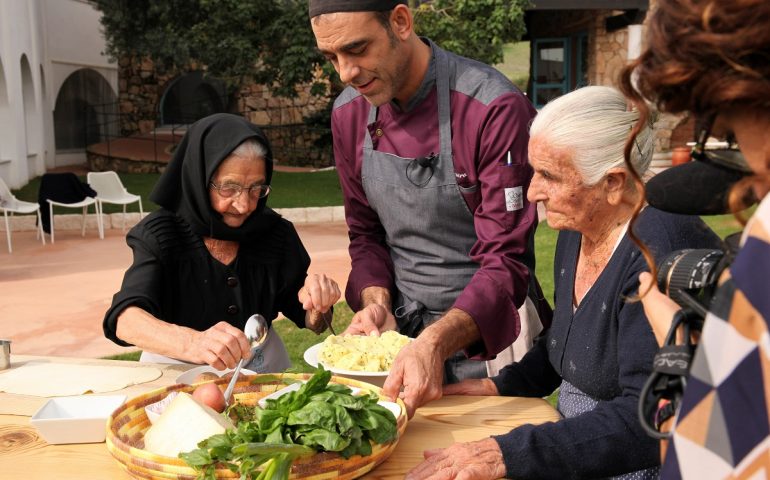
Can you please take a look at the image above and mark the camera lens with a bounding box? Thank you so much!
[657,249,724,293]
[656,248,726,316]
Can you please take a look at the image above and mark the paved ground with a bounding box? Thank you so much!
[0,221,350,359]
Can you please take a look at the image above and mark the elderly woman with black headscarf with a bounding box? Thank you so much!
[103,113,340,373]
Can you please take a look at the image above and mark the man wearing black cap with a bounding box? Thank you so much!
[309,1,548,417]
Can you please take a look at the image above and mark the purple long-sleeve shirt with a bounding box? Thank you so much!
[331,41,543,357]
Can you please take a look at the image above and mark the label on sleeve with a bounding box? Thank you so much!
[504,186,524,212]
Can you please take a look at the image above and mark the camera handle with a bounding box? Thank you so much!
[669,288,709,320]
[638,309,698,439]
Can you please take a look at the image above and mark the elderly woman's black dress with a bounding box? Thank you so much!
[102,114,311,371]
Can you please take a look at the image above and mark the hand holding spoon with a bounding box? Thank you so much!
[223,314,268,406]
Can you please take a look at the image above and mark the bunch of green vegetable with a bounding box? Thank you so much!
[180,367,398,480]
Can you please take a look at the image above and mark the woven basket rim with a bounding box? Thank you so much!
[106,372,408,480]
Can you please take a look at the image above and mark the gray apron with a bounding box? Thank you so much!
[361,47,486,382]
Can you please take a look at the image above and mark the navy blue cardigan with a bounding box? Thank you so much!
[491,207,722,479]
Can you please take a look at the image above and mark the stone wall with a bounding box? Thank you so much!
[118,56,172,136]
[591,14,628,87]
[235,82,332,168]
[116,57,334,168]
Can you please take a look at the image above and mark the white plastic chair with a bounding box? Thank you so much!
[0,177,45,253]
[40,172,103,243]
[87,171,143,231]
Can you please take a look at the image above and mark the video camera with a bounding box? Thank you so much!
[638,235,740,439]
[637,115,755,438]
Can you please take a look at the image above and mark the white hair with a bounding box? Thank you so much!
[230,138,267,160]
[529,86,655,185]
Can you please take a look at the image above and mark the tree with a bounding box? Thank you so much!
[94,0,325,97]
[415,0,529,66]
[95,0,528,98]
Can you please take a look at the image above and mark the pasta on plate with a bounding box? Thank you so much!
[318,331,411,372]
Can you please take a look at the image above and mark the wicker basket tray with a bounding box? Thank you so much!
[106,373,408,479]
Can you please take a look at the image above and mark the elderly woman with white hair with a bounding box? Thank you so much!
[405,86,722,480]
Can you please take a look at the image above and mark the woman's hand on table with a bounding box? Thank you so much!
[443,378,499,396]
[639,272,683,347]
[188,321,251,370]
[343,303,397,336]
[405,437,507,480]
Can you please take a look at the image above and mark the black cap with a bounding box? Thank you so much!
[646,149,754,215]
[309,0,407,18]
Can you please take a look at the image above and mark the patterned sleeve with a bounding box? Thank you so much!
[663,196,770,478]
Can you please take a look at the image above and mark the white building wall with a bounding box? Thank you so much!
[0,0,115,189]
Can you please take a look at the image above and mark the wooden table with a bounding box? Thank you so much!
[0,355,560,479]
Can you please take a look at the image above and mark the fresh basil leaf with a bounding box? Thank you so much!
[334,404,358,437]
[179,448,211,466]
[254,408,286,433]
[287,401,337,431]
[364,411,398,444]
[298,428,351,451]
[296,366,331,400]
[325,383,353,394]
[367,403,397,421]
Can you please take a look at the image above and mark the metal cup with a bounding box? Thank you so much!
[0,339,10,370]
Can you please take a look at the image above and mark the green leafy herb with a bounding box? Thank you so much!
[180,366,398,479]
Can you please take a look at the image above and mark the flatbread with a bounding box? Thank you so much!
[0,362,162,397]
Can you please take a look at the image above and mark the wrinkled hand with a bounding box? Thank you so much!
[382,337,444,418]
[443,378,499,396]
[343,303,397,336]
[639,272,682,346]
[189,321,251,370]
[299,273,341,313]
[405,437,507,480]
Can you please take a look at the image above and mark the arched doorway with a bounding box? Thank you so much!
[54,68,117,151]
[159,71,227,125]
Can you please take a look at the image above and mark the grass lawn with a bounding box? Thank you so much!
[495,42,530,92]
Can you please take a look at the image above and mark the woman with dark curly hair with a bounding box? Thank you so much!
[620,0,770,478]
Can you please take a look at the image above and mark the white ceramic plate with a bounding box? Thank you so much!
[175,365,257,385]
[257,381,401,418]
[303,343,389,378]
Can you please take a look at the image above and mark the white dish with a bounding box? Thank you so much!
[304,343,389,387]
[257,381,401,418]
[30,395,126,444]
[175,365,257,385]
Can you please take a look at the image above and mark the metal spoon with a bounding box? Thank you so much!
[223,314,268,406]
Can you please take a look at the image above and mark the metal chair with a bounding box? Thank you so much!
[87,171,143,231]
[0,177,45,253]
[38,173,103,243]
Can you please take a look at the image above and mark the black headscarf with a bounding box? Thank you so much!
[150,113,279,241]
